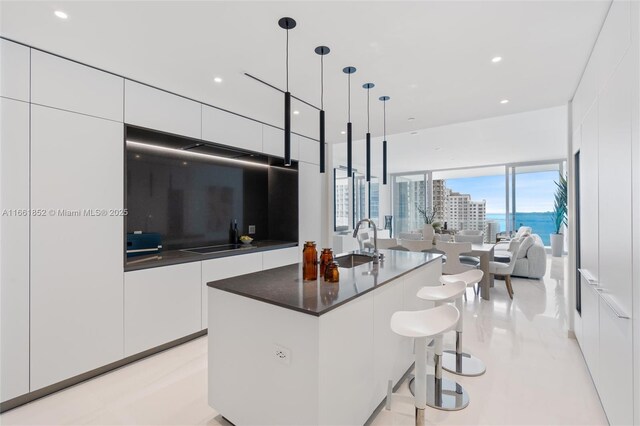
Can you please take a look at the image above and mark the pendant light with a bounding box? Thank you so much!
[379,96,390,185]
[315,46,330,173]
[343,66,356,177]
[278,17,296,166]
[363,83,374,182]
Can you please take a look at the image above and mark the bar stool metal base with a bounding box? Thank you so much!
[442,350,486,376]
[409,375,469,411]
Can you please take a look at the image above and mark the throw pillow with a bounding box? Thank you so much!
[516,235,534,259]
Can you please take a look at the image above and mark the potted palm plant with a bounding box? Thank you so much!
[550,175,567,257]
[416,204,440,242]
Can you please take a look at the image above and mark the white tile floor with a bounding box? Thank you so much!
[1,256,608,426]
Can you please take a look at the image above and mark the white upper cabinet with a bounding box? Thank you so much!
[262,125,300,160]
[31,50,123,122]
[0,40,30,102]
[298,136,320,165]
[0,98,30,402]
[202,105,261,152]
[125,80,201,139]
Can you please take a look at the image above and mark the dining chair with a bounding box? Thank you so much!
[398,232,423,241]
[400,239,432,252]
[435,241,477,275]
[376,238,398,249]
[357,231,374,250]
[488,239,521,299]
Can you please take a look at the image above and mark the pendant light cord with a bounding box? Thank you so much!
[286,29,289,92]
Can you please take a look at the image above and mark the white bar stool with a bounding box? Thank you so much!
[390,304,460,425]
[440,270,486,377]
[409,281,470,411]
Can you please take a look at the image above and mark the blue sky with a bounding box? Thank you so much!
[446,171,559,214]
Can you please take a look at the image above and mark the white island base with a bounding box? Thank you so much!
[207,257,441,425]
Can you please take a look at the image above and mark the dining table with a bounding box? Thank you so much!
[463,243,496,300]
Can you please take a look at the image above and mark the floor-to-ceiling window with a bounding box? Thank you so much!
[334,168,350,230]
[392,173,427,234]
[507,162,564,246]
[431,166,506,239]
[333,168,380,229]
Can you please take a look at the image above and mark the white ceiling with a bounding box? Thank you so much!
[1,1,609,143]
[334,105,568,174]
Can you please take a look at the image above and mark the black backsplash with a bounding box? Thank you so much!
[126,126,298,250]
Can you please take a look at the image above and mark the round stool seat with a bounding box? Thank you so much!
[390,304,460,338]
[441,270,483,286]
[416,281,466,303]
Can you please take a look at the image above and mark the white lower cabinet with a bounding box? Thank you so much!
[580,280,600,388]
[124,263,201,356]
[30,105,124,391]
[0,98,30,402]
[598,297,633,426]
[201,253,263,329]
[262,247,298,270]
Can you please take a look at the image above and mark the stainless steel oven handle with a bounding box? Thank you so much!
[595,288,630,319]
[578,268,599,285]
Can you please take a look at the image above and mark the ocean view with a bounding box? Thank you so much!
[486,212,555,246]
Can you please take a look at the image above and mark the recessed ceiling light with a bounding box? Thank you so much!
[54,10,68,19]
[213,77,223,83]
[293,110,300,115]
[500,99,509,104]
[408,117,415,121]
[341,131,346,135]
[434,147,441,151]
[411,131,418,135]
[134,154,141,159]
[492,56,502,63]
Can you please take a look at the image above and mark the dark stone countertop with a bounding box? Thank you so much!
[207,249,442,316]
[125,240,298,272]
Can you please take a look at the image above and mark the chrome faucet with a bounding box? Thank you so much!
[353,218,382,264]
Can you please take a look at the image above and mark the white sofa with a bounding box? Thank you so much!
[495,233,546,279]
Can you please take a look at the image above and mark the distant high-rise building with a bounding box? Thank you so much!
[432,180,487,232]
[432,179,448,222]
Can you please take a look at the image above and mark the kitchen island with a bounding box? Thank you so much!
[206,249,442,425]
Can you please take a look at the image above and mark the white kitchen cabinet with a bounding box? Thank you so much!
[30,105,124,391]
[580,280,600,388]
[598,51,633,315]
[298,136,320,165]
[124,80,201,139]
[262,247,298,270]
[31,50,124,122]
[598,295,633,426]
[124,263,201,356]
[201,252,263,329]
[0,39,30,102]
[0,98,30,402]
[298,162,321,246]
[262,125,300,160]
[202,105,261,152]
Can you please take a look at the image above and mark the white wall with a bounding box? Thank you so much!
[332,105,568,175]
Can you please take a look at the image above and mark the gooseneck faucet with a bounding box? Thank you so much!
[353,218,382,264]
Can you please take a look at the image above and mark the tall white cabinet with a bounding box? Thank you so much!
[571,1,638,424]
[29,105,125,390]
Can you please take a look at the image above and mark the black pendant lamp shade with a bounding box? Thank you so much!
[363,83,374,182]
[379,96,390,185]
[279,17,296,166]
[343,66,356,177]
[315,46,330,173]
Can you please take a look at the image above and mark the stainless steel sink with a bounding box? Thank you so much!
[334,253,375,268]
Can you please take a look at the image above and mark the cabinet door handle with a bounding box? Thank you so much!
[595,288,630,319]
[578,268,599,285]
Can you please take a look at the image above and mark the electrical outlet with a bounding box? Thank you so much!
[274,344,291,365]
[248,225,256,234]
